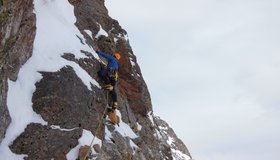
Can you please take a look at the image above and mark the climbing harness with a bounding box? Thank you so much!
[82,91,109,160]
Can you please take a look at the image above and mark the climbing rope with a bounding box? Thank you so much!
[82,91,109,160]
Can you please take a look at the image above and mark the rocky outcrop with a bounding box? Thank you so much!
[70,0,152,117]
[154,116,192,160]
[0,0,36,143]
[32,66,104,136]
[0,0,192,159]
[10,123,82,160]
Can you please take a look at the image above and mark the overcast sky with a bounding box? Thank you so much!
[106,0,280,160]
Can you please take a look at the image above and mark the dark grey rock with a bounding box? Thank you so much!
[9,123,82,160]
[0,0,36,144]
[98,142,123,160]
[0,76,10,143]
[32,66,106,139]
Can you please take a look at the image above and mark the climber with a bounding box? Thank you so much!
[95,49,120,125]
[95,49,120,109]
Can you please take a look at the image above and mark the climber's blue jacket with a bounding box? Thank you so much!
[96,51,119,70]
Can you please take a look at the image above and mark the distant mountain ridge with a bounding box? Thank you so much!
[0,0,192,159]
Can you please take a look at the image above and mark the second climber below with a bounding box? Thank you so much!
[95,49,121,110]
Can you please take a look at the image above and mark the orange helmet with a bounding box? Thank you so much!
[114,53,121,60]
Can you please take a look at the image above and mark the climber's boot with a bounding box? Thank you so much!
[112,102,118,110]
[103,84,113,91]
[108,110,120,126]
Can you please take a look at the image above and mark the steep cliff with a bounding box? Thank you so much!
[0,0,191,159]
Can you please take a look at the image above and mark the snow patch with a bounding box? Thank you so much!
[66,129,102,159]
[147,111,155,126]
[116,32,129,41]
[0,78,47,159]
[129,57,136,67]
[114,110,138,139]
[95,24,108,38]
[70,63,101,90]
[167,136,175,146]
[154,129,163,140]
[105,126,113,142]
[123,34,129,41]
[50,125,79,131]
[171,148,191,160]
[84,29,93,39]
[159,125,168,130]
[136,122,142,131]
[129,139,139,154]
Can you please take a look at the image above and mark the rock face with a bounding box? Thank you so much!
[0,0,36,143]
[10,123,83,160]
[0,0,192,159]
[32,66,103,133]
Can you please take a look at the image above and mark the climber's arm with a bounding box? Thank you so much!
[96,51,114,61]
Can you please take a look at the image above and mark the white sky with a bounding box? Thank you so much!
[105,0,280,160]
